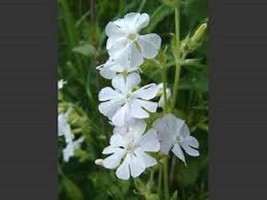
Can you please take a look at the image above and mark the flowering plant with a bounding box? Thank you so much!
[58,0,208,199]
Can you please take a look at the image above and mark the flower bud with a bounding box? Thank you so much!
[191,22,207,46]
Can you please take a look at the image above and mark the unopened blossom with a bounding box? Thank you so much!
[105,12,161,69]
[101,121,160,180]
[58,111,74,144]
[154,114,199,164]
[63,136,85,162]
[98,72,158,126]
[157,83,171,108]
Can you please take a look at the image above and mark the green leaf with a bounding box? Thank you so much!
[62,177,84,200]
[72,43,97,58]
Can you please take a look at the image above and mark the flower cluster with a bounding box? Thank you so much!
[96,13,199,180]
[58,80,84,162]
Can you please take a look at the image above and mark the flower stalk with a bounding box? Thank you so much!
[171,6,181,110]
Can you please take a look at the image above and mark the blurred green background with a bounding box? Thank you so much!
[58,0,208,199]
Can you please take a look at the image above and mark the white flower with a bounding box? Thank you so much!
[58,79,66,90]
[105,12,161,69]
[101,121,160,180]
[58,111,74,144]
[154,114,200,164]
[63,136,85,162]
[98,72,158,126]
[97,58,138,80]
[157,83,171,108]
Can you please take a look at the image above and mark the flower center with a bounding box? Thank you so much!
[125,142,135,152]
[176,135,184,143]
[124,92,133,101]
[128,33,138,41]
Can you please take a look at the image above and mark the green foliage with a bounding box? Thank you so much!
[58,0,208,199]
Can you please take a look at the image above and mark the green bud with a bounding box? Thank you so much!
[191,22,207,45]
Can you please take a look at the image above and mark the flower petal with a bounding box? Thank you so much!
[99,66,116,79]
[103,150,125,169]
[127,120,147,141]
[108,38,128,58]
[183,136,199,149]
[112,103,129,126]
[129,153,146,178]
[123,12,141,32]
[172,143,186,164]
[126,73,141,91]
[116,154,130,180]
[139,129,160,152]
[159,140,174,155]
[111,73,126,92]
[98,100,122,118]
[99,87,121,101]
[129,101,149,119]
[180,139,200,157]
[134,13,150,31]
[138,33,161,58]
[134,149,157,168]
[133,83,158,100]
[179,122,190,138]
[105,22,125,38]
[110,133,127,147]
[136,99,158,113]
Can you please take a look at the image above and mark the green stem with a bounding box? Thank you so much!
[162,62,168,114]
[157,165,162,195]
[163,157,170,200]
[171,7,181,110]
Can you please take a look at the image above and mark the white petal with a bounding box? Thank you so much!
[134,13,150,31]
[183,136,199,148]
[105,22,125,38]
[172,143,186,164]
[179,122,190,138]
[111,74,126,93]
[116,154,130,180]
[134,149,157,168]
[160,140,174,155]
[129,153,146,178]
[113,125,129,135]
[125,73,141,91]
[108,39,128,58]
[63,143,75,162]
[98,87,121,101]
[98,100,122,118]
[112,104,129,127]
[139,129,160,152]
[180,139,199,157]
[128,120,147,141]
[128,43,144,68]
[138,34,161,58]
[102,150,125,169]
[129,101,149,119]
[108,58,126,72]
[110,133,127,147]
[136,99,158,113]
[99,67,116,79]
[102,146,116,154]
[123,13,141,32]
[133,83,158,100]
